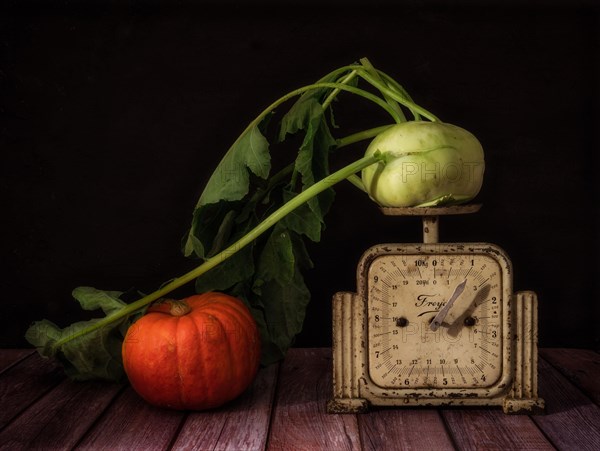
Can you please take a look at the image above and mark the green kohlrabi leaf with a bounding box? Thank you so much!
[184,202,240,259]
[194,242,255,294]
[284,99,337,241]
[278,188,322,242]
[183,119,271,258]
[252,270,311,365]
[194,213,259,293]
[278,67,353,142]
[198,124,271,206]
[25,287,142,381]
[250,224,312,364]
[253,224,296,290]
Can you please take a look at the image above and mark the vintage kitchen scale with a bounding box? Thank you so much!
[328,204,545,414]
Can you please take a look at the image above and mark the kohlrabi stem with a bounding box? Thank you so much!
[346,174,367,192]
[355,68,440,122]
[359,58,406,123]
[373,70,422,121]
[281,82,403,127]
[52,153,383,349]
[334,124,395,193]
[336,125,393,149]
[322,69,359,110]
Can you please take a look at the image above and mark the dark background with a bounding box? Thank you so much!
[2,1,599,351]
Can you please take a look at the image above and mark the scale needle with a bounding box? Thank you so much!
[430,279,467,331]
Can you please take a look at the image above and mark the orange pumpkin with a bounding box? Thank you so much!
[122,292,261,410]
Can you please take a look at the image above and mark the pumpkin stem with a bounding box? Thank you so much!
[149,299,192,317]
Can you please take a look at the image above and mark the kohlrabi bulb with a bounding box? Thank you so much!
[361,121,485,207]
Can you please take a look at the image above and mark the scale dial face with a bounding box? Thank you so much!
[365,245,510,392]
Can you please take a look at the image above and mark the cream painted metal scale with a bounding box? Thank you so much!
[328,205,545,414]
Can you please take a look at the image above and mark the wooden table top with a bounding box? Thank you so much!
[1,347,599,450]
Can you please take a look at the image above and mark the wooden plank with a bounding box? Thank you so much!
[171,364,279,450]
[267,348,361,450]
[0,379,122,450]
[0,352,65,429]
[532,358,600,451]
[540,348,600,405]
[0,349,34,374]
[442,408,554,450]
[359,409,455,451]
[75,386,184,450]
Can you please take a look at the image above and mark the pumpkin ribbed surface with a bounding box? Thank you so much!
[122,292,261,410]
